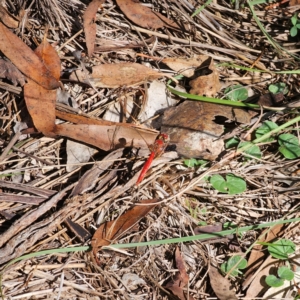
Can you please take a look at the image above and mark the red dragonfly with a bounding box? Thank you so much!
[136,133,170,185]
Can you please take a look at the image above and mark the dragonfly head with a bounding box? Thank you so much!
[157,133,170,143]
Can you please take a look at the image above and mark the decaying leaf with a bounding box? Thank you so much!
[208,265,238,300]
[70,63,166,88]
[24,37,60,137]
[0,22,60,90]
[91,199,159,260]
[189,57,221,97]
[162,55,209,78]
[0,58,26,86]
[243,223,286,298]
[55,123,158,152]
[162,101,252,160]
[164,247,195,300]
[245,256,278,298]
[116,0,180,29]
[194,223,223,235]
[83,0,104,57]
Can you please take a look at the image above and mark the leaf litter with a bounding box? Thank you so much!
[0,0,300,299]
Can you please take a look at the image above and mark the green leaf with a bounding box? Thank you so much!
[225,137,240,149]
[224,84,248,101]
[278,134,300,159]
[291,14,298,26]
[210,174,227,193]
[297,24,300,29]
[183,158,208,167]
[278,266,294,281]
[265,275,284,287]
[268,82,288,95]
[290,26,298,37]
[238,141,262,159]
[268,239,296,259]
[221,255,247,277]
[184,158,198,167]
[255,121,278,142]
[210,174,246,195]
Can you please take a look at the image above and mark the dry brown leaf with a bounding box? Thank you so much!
[70,63,166,88]
[164,247,195,300]
[91,199,159,260]
[83,0,104,57]
[245,256,278,298]
[55,108,116,126]
[0,22,60,90]
[162,101,252,160]
[24,81,57,137]
[162,56,209,78]
[189,57,221,97]
[0,5,19,28]
[243,224,286,290]
[0,58,26,86]
[24,37,61,137]
[55,123,158,151]
[208,265,238,300]
[194,223,223,235]
[116,0,179,29]
[34,37,61,82]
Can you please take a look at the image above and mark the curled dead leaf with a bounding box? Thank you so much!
[162,101,252,160]
[208,265,238,300]
[189,57,221,97]
[164,247,195,300]
[70,62,166,88]
[23,37,61,137]
[83,0,105,57]
[91,199,159,262]
[116,0,179,29]
[0,22,60,90]
[55,123,158,151]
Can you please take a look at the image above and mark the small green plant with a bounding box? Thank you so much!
[225,137,240,149]
[278,134,300,159]
[267,238,296,260]
[255,121,300,159]
[183,158,208,167]
[224,84,248,101]
[263,239,296,288]
[290,14,300,37]
[210,174,246,194]
[255,121,278,142]
[266,266,294,287]
[268,82,288,95]
[221,255,247,277]
[238,141,261,159]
